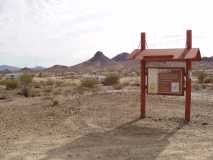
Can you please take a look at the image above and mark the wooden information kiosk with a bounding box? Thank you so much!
[129,30,201,121]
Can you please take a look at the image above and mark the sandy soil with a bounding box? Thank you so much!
[0,88,213,160]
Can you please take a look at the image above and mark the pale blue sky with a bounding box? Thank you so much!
[0,0,212,67]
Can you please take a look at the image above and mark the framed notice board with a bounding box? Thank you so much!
[147,67,184,96]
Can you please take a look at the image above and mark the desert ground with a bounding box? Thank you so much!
[0,75,213,160]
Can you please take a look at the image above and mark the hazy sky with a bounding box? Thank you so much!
[0,0,212,67]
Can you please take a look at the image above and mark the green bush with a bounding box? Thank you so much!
[80,78,97,88]
[5,80,18,90]
[20,74,33,85]
[197,72,207,83]
[102,74,119,86]
[19,74,33,97]
[0,80,6,85]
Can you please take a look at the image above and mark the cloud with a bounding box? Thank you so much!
[0,0,212,67]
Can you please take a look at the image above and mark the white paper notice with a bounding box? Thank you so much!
[148,69,159,94]
[171,82,179,93]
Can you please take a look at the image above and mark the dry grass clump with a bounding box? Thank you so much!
[33,82,42,88]
[46,79,55,86]
[102,74,119,86]
[80,78,98,88]
[44,87,53,94]
[203,77,213,83]
[70,78,100,96]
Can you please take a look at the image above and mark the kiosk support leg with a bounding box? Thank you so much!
[185,60,192,122]
[140,60,146,118]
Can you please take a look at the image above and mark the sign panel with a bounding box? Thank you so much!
[147,67,184,96]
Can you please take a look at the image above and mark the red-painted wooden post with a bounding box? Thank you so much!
[185,30,192,121]
[140,32,146,118]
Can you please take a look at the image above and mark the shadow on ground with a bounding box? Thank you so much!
[41,118,185,160]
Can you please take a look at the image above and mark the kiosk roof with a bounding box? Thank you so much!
[129,48,201,61]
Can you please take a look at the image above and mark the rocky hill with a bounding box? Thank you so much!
[45,65,69,73]
[112,52,129,62]
[69,51,122,72]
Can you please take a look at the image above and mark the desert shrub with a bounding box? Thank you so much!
[0,80,6,85]
[113,83,123,90]
[20,74,33,85]
[20,74,33,97]
[192,83,201,91]
[30,89,41,97]
[5,80,18,90]
[72,85,86,95]
[33,82,42,88]
[201,84,207,89]
[38,72,42,77]
[21,87,30,97]
[0,94,7,100]
[55,80,65,87]
[46,79,55,86]
[210,84,213,90]
[121,81,129,87]
[102,74,119,86]
[44,87,53,93]
[204,77,212,83]
[197,72,207,83]
[52,99,59,106]
[80,78,97,88]
[53,88,62,95]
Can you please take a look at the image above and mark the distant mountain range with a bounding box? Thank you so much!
[45,51,132,73]
[0,65,46,73]
[0,65,20,72]
[1,52,213,73]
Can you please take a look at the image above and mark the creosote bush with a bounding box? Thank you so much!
[20,74,33,85]
[46,79,55,86]
[113,83,123,90]
[197,72,207,83]
[80,78,97,88]
[102,74,119,86]
[204,77,212,84]
[20,74,33,97]
[5,80,18,90]
[52,99,59,106]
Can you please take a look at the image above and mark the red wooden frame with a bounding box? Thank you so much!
[146,67,185,96]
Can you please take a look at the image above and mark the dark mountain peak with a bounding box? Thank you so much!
[70,51,118,72]
[94,51,104,57]
[89,51,111,64]
[112,52,129,62]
